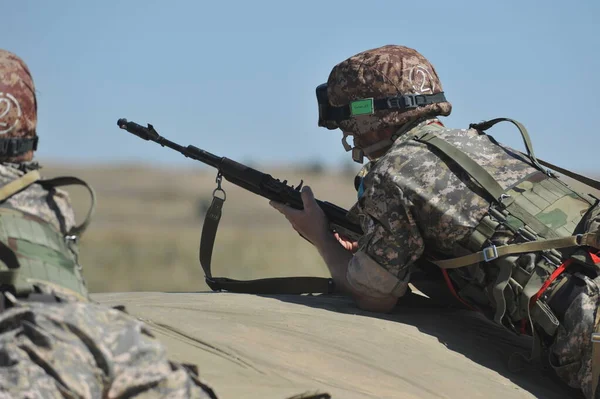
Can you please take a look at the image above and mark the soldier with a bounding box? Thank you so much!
[0,49,217,398]
[271,45,600,398]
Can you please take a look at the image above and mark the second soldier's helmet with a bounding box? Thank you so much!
[316,44,452,136]
[0,49,38,163]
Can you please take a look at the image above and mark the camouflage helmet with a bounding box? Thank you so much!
[0,49,38,163]
[318,45,452,136]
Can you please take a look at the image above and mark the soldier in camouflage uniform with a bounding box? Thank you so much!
[271,45,600,398]
[0,49,217,398]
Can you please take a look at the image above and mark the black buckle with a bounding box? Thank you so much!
[205,277,222,292]
[387,94,429,110]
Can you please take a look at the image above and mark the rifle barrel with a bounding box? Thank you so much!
[117,118,221,167]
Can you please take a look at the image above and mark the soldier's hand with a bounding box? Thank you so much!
[334,232,359,253]
[269,186,330,246]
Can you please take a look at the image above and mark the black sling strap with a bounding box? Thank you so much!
[199,175,335,295]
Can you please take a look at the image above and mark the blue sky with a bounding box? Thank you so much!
[3,0,598,173]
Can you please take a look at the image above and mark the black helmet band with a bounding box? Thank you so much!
[316,83,447,130]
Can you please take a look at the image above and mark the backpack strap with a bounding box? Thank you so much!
[0,169,42,201]
[471,117,600,191]
[469,118,546,174]
[39,176,96,238]
[0,170,96,239]
[534,156,600,192]
[433,231,598,269]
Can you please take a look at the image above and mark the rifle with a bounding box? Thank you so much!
[117,118,363,295]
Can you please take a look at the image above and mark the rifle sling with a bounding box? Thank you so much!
[199,193,335,295]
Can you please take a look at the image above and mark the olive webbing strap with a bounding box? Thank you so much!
[0,171,96,238]
[0,170,41,202]
[432,232,598,269]
[471,117,600,191]
[469,118,545,174]
[199,186,335,295]
[415,131,505,201]
[39,176,96,238]
[533,155,600,192]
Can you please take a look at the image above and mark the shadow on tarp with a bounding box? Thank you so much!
[264,290,581,399]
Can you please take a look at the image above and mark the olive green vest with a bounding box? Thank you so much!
[0,170,95,300]
[412,118,600,364]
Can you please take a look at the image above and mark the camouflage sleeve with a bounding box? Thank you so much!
[0,300,216,399]
[346,171,425,298]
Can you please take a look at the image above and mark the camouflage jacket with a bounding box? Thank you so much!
[345,119,600,398]
[345,119,542,298]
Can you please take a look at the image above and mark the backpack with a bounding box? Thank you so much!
[0,169,96,303]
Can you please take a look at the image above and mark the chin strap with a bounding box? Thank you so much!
[341,119,442,164]
[341,133,365,164]
[341,132,399,164]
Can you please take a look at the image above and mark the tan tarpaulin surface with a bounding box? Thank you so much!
[93,291,578,399]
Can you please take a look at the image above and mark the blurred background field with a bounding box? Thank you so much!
[40,162,599,294]
[41,162,362,293]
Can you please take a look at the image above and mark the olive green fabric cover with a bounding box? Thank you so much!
[93,291,576,399]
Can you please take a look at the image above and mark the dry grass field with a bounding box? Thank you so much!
[39,161,599,294]
[41,162,362,293]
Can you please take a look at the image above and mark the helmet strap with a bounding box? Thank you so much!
[341,132,353,152]
[345,117,436,163]
[341,132,367,164]
[351,148,365,164]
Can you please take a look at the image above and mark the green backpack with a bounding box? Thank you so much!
[0,169,95,301]
[412,118,600,371]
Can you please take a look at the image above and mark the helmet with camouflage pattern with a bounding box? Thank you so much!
[0,49,38,163]
[321,44,452,136]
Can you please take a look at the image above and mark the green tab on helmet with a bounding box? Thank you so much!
[350,98,374,116]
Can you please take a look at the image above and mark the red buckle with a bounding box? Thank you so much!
[590,250,600,264]
[530,258,573,307]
